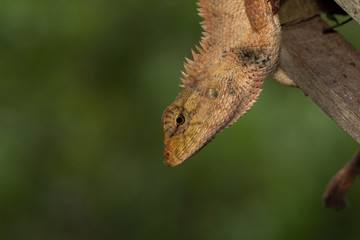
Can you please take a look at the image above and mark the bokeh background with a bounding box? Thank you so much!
[0,0,359,239]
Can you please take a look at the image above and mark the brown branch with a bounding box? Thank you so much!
[279,15,360,211]
[334,0,360,25]
[323,148,360,211]
[279,16,360,143]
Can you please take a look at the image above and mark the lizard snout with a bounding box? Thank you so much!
[163,144,182,168]
[163,148,176,167]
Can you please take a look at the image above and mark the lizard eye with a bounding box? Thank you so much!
[176,114,185,126]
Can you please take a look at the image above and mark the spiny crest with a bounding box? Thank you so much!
[195,45,204,55]
[191,49,199,61]
[196,0,217,21]
[184,57,197,74]
[180,71,189,87]
[181,56,201,87]
[200,38,213,51]
[197,0,220,34]
[180,1,219,88]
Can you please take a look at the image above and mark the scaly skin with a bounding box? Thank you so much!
[162,0,281,167]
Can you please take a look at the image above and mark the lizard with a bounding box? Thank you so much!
[162,0,281,167]
[162,0,360,211]
[162,0,348,167]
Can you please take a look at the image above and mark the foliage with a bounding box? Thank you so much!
[0,0,359,239]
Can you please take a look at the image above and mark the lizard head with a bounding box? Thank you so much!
[162,68,262,167]
[161,0,280,167]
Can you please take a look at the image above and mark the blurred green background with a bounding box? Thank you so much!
[0,0,359,239]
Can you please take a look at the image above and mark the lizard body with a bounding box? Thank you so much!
[162,0,281,167]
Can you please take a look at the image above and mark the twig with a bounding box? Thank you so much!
[323,148,360,210]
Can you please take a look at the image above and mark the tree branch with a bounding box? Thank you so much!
[279,16,360,143]
[323,148,360,210]
[334,0,360,25]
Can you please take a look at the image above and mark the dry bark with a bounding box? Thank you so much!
[335,0,360,25]
[279,16,360,143]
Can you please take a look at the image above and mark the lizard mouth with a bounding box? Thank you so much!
[164,150,173,167]
[163,145,182,167]
[163,139,206,167]
[163,140,191,167]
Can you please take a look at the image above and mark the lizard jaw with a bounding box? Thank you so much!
[163,138,197,167]
[163,130,215,167]
[163,141,185,167]
[163,146,175,167]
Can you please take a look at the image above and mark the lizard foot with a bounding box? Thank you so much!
[272,67,298,87]
[268,0,280,15]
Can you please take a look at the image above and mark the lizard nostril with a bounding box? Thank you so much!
[164,151,171,160]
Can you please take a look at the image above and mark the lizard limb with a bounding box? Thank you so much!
[272,67,297,87]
